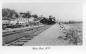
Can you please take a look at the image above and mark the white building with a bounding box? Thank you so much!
[10,20,17,25]
[29,17,34,22]
[2,20,10,24]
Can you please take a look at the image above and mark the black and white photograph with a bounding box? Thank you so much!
[2,2,83,46]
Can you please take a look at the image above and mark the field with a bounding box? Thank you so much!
[58,22,82,45]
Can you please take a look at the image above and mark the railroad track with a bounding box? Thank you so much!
[3,25,51,46]
[3,25,44,36]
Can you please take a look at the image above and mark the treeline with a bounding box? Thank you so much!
[2,8,19,20]
[2,8,56,23]
[2,8,39,20]
[2,8,56,30]
[61,21,82,24]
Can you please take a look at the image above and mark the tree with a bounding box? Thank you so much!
[25,12,31,18]
[2,8,19,20]
[32,14,38,18]
[20,12,31,18]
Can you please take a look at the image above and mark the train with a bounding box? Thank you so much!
[40,17,56,25]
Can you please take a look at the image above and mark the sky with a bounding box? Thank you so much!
[2,2,82,21]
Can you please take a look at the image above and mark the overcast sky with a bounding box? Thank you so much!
[3,3,82,21]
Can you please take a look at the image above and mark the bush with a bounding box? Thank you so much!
[58,28,82,45]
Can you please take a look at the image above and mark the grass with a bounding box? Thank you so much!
[58,22,82,45]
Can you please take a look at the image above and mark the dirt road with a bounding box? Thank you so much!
[24,24,69,46]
